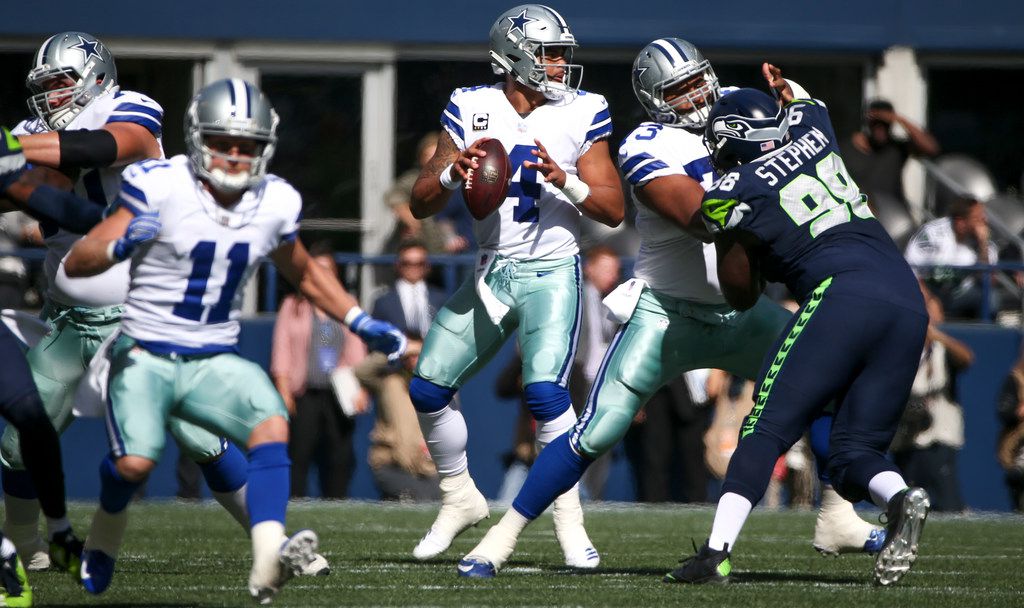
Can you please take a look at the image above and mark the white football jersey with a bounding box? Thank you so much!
[116,156,301,351]
[619,121,724,304]
[13,87,164,308]
[441,84,612,260]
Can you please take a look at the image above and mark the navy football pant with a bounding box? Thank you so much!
[0,324,68,520]
[722,278,928,506]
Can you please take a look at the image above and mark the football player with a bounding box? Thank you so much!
[460,43,884,577]
[668,74,929,586]
[0,32,270,576]
[406,4,623,568]
[63,78,404,602]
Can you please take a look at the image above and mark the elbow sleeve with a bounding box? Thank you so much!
[58,129,118,170]
[24,184,104,233]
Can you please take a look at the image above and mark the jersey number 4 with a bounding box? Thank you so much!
[172,241,250,323]
[779,152,874,238]
[508,144,540,223]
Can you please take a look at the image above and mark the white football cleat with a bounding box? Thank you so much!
[553,484,599,568]
[813,485,885,556]
[413,471,489,560]
[22,538,50,571]
[298,552,330,576]
[249,529,319,605]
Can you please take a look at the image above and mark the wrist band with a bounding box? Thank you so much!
[559,173,590,207]
[439,163,463,190]
[343,306,365,328]
[106,241,118,262]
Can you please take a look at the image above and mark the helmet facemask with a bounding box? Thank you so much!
[26,32,117,131]
[639,60,721,130]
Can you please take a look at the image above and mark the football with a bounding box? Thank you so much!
[462,138,512,221]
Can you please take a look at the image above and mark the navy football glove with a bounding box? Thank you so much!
[350,312,408,363]
[112,211,160,261]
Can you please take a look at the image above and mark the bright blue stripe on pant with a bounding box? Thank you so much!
[555,255,583,386]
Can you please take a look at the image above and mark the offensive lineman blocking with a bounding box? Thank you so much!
[63,78,405,603]
[407,4,624,567]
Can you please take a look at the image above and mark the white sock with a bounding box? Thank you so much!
[250,520,286,585]
[3,494,41,552]
[213,485,250,532]
[0,536,16,560]
[708,492,753,551]
[535,408,577,450]
[45,516,71,540]
[417,406,468,477]
[867,471,908,509]
[84,508,128,557]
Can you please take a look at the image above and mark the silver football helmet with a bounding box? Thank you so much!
[489,4,582,100]
[633,38,720,130]
[184,78,279,194]
[26,32,118,131]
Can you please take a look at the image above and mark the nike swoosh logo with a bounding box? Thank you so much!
[537,271,552,277]
[457,563,475,572]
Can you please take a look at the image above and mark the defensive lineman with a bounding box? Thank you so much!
[407,4,624,567]
[63,78,405,602]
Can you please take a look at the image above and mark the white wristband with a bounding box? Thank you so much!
[105,241,118,262]
[439,163,463,190]
[559,173,591,207]
[343,305,365,328]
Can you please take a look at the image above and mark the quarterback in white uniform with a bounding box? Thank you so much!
[406,4,624,570]
[461,43,884,578]
[64,78,405,603]
[0,32,258,577]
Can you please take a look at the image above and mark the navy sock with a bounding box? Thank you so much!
[198,442,247,493]
[512,433,590,520]
[1,467,36,500]
[99,455,142,514]
[246,443,290,526]
[809,414,833,484]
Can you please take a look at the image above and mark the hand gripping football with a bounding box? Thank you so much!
[462,138,512,221]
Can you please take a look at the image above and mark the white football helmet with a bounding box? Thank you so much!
[26,32,118,131]
[489,4,582,100]
[184,78,279,194]
[633,38,720,130]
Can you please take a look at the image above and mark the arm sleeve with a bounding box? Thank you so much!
[440,90,466,150]
[21,185,103,233]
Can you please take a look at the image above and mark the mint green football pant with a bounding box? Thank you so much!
[570,288,792,458]
[105,334,287,461]
[0,303,228,470]
[415,255,581,388]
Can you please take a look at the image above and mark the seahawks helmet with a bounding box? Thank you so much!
[489,4,582,100]
[704,88,790,172]
[184,78,279,194]
[633,38,720,130]
[26,32,117,130]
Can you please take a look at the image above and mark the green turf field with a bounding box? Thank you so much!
[27,501,1024,607]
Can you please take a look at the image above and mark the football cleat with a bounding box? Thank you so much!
[299,552,330,577]
[553,485,600,569]
[0,553,32,607]
[249,529,320,605]
[874,487,930,586]
[663,540,732,585]
[48,529,84,580]
[457,555,497,579]
[20,538,50,573]
[79,549,115,595]
[413,475,489,560]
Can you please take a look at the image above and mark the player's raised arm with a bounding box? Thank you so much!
[17,122,161,171]
[528,138,624,227]
[270,240,407,362]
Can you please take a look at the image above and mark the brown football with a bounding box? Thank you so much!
[462,138,512,221]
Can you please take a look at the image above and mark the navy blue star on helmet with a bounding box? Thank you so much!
[633,65,648,81]
[506,9,538,38]
[70,35,103,62]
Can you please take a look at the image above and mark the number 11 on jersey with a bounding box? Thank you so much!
[172,241,250,323]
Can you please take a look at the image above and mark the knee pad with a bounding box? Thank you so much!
[408,377,457,413]
[523,381,572,422]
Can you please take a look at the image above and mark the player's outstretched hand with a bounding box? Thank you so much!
[113,211,160,261]
[350,313,408,363]
[449,138,493,182]
[524,139,566,188]
[762,63,794,105]
[0,127,28,192]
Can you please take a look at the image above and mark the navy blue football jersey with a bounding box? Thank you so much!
[701,98,919,305]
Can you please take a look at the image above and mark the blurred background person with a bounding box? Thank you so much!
[372,240,447,338]
[356,337,440,501]
[905,197,997,318]
[997,351,1024,512]
[890,283,974,512]
[840,98,940,230]
[271,242,368,498]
